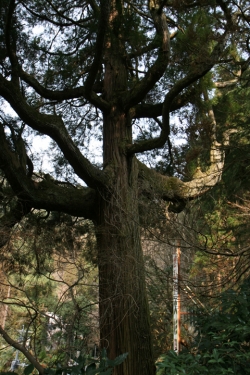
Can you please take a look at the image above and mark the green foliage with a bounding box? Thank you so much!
[157,351,209,375]
[145,255,173,358]
[0,212,99,372]
[2,351,128,375]
[44,350,128,375]
[156,278,250,374]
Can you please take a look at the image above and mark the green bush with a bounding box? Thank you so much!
[4,350,128,375]
[156,278,250,374]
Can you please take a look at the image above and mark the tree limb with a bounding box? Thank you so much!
[22,1,94,28]
[123,0,170,109]
[137,129,236,204]
[84,0,110,96]
[0,77,107,188]
[127,32,228,155]
[131,86,198,119]
[214,78,239,88]
[5,0,19,83]
[0,126,98,222]
[127,66,213,155]
[19,69,110,112]
[0,325,45,375]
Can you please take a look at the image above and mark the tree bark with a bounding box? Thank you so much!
[96,151,156,375]
[95,9,156,369]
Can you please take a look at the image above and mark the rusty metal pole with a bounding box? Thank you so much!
[173,242,181,353]
[177,244,181,352]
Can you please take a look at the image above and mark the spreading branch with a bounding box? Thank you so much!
[84,0,110,95]
[123,0,170,109]
[138,129,236,205]
[0,124,98,222]
[5,0,19,83]
[127,30,228,155]
[0,77,107,188]
[19,69,110,112]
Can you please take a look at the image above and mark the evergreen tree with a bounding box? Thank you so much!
[0,1,249,374]
[0,213,98,372]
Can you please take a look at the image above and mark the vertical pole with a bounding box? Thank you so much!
[173,242,181,353]
[177,245,181,352]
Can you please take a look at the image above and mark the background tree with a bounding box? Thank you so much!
[0,212,99,372]
[0,1,249,374]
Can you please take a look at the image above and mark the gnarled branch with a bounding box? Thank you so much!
[0,76,107,188]
[138,130,236,204]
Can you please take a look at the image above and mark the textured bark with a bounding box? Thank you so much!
[97,26,156,368]
[97,160,155,375]
[96,114,155,373]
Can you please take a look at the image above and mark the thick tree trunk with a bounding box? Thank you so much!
[96,107,156,375]
[96,166,156,375]
[96,7,156,371]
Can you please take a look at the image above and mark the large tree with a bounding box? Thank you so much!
[0,0,248,374]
